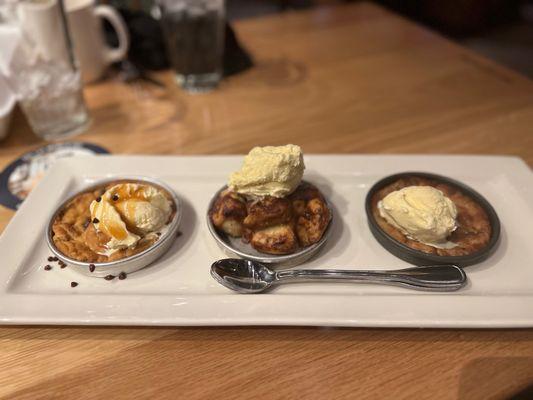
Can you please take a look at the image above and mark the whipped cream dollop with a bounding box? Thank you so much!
[89,183,172,255]
[228,144,305,198]
[378,185,458,247]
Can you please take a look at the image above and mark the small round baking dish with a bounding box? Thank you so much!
[206,182,333,268]
[365,172,500,267]
[46,176,181,278]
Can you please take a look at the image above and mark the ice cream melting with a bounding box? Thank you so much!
[229,144,305,198]
[378,186,458,248]
[89,183,172,256]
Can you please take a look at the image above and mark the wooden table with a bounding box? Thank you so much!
[1,3,532,399]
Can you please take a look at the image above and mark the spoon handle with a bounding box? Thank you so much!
[275,265,466,291]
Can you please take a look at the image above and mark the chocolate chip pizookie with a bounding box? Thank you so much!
[51,181,175,263]
[371,176,491,257]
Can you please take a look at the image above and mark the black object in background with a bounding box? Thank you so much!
[105,9,253,77]
[114,8,169,71]
[223,23,254,77]
[372,0,521,37]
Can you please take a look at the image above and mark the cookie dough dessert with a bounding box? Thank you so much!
[371,176,491,256]
[209,144,331,255]
[51,181,176,263]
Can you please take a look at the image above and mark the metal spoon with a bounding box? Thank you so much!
[211,259,467,293]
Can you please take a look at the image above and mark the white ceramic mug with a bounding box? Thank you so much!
[66,0,129,83]
[16,0,71,64]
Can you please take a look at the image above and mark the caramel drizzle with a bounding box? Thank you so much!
[108,185,150,236]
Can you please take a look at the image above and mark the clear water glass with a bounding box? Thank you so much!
[158,0,225,92]
[1,0,90,140]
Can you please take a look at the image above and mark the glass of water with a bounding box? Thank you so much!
[158,0,225,92]
[1,0,90,141]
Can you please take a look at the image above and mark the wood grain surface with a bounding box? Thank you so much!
[0,3,532,399]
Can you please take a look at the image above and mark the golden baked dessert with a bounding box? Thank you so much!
[51,180,176,263]
[370,176,491,256]
[210,182,331,255]
[209,144,331,255]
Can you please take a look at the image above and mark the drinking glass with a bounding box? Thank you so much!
[0,0,90,140]
[157,0,225,92]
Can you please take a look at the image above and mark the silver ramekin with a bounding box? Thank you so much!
[206,183,333,268]
[46,176,181,278]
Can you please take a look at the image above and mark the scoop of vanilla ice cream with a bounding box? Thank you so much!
[378,186,457,245]
[89,183,172,254]
[229,144,305,198]
[113,184,171,234]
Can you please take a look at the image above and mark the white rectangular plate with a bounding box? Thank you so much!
[1,155,532,328]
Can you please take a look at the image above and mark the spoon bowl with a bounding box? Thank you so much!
[211,259,275,293]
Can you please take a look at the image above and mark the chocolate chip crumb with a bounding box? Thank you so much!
[104,274,115,280]
[89,264,95,273]
[118,272,127,280]
[70,282,78,287]
[112,195,119,201]
[156,232,162,237]
[92,218,99,224]
[59,261,67,268]
[96,196,102,202]
[47,256,54,262]
[44,265,52,271]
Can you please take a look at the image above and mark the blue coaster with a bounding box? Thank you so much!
[0,142,109,210]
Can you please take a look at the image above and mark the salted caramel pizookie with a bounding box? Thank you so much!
[89,183,172,256]
[51,181,175,263]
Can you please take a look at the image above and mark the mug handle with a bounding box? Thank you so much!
[94,5,130,64]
